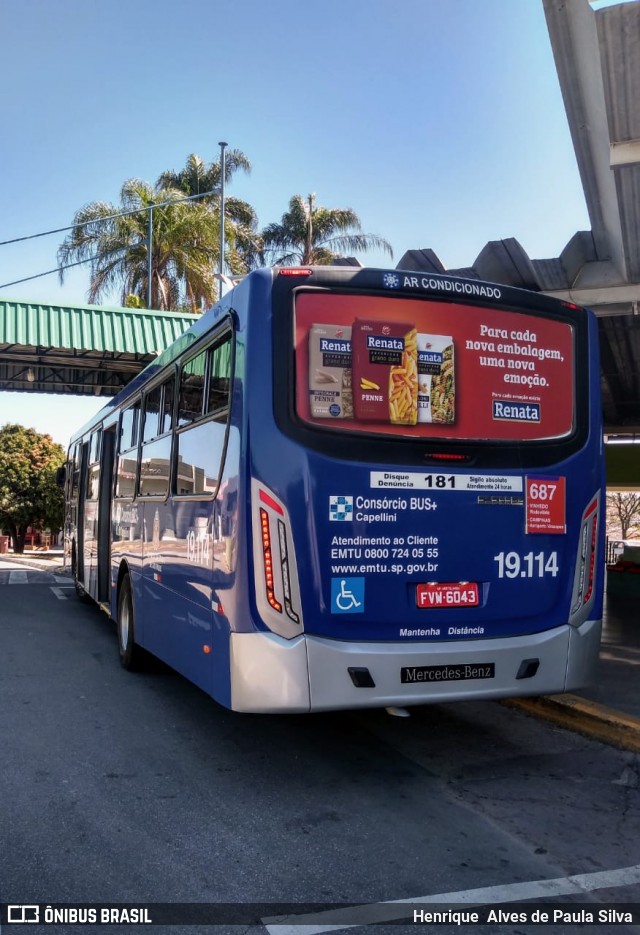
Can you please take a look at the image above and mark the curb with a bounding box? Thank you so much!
[503,694,640,753]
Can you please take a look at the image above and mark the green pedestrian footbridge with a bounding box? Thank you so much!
[0,297,195,398]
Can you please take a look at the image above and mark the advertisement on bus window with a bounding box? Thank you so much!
[295,292,575,441]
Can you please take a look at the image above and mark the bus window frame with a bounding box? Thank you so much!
[141,382,163,444]
[115,398,143,501]
[177,347,208,428]
[69,442,80,498]
[137,367,179,502]
[86,427,103,502]
[174,319,235,501]
[160,373,177,437]
[119,401,141,455]
[89,430,102,465]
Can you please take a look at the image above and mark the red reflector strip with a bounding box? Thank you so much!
[584,497,598,520]
[259,488,284,515]
[426,453,469,462]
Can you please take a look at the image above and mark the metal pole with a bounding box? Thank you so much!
[218,141,227,300]
[147,205,153,309]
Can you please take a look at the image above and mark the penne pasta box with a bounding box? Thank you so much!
[417,334,455,423]
[309,324,353,418]
[352,319,418,424]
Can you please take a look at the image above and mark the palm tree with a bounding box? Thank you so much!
[157,150,250,197]
[261,193,393,266]
[158,152,262,273]
[58,179,220,311]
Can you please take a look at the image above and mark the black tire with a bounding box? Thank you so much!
[117,575,143,670]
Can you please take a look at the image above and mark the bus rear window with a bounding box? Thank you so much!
[294,292,575,443]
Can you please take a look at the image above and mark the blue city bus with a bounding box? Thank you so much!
[64,266,604,713]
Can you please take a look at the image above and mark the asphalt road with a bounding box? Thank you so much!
[1,564,639,934]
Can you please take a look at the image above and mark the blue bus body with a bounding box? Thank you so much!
[65,267,604,712]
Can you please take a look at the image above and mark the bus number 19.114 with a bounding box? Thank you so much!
[493,551,559,578]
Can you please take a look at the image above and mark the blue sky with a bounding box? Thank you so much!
[0,0,596,448]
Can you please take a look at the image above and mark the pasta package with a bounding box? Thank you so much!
[352,319,418,424]
[309,324,353,418]
[417,334,455,423]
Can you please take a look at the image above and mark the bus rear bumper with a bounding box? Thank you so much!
[305,620,603,711]
[229,631,311,713]
[228,620,602,713]
[565,616,602,691]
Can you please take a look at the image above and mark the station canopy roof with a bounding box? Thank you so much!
[0,298,196,397]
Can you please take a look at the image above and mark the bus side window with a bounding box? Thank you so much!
[139,436,171,498]
[207,340,231,418]
[142,385,162,442]
[176,334,232,497]
[90,431,101,463]
[178,350,207,426]
[87,430,102,500]
[119,402,140,453]
[116,401,141,499]
[139,380,172,498]
[71,444,80,496]
[138,376,176,499]
[160,375,176,435]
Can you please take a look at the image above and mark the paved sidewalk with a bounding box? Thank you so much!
[0,549,67,574]
[507,589,640,752]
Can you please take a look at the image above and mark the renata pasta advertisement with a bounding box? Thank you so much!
[295,292,575,441]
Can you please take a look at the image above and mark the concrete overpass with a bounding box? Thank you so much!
[400,0,640,440]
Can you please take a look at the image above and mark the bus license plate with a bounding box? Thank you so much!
[416,582,480,608]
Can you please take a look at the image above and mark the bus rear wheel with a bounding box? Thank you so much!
[117,575,143,671]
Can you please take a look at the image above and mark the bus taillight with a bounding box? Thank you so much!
[252,479,304,638]
[583,513,598,605]
[277,268,312,277]
[260,508,282,614]
[424,452,471,463]
[569,494,600,624]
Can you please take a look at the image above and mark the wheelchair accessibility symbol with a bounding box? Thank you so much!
[331,577,365,614]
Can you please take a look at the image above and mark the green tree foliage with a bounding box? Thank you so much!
[59,154,397,308]
[58,179,220,312]
[0,424,65,554]
[157,152,261,275]
[58,150,256,311]
[261,193,393,266]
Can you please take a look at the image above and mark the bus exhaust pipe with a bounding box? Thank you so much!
[385,706,411,718]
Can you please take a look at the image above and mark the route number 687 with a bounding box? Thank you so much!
[527,481,558,501]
